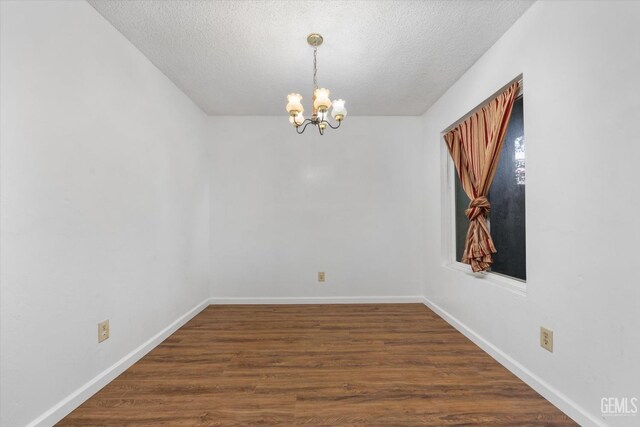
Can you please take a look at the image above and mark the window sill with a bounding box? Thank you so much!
[445,261,527,297]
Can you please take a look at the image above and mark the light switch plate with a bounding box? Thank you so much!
[318,272,325,282]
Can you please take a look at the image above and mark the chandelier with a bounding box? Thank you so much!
[285,33,347,135]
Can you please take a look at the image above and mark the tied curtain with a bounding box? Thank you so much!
[444,82,520,272]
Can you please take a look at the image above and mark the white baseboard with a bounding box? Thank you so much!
[421,296,606,427]
[209,296,424,304]
[28,297,210,427]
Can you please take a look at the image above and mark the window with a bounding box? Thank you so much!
[452,94,526,281]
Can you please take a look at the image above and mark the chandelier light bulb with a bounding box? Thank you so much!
[286,93,304,115]
[331,99,347,121]
[313,88,332,111]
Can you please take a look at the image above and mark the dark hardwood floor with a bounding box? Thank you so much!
[58,304,577,426]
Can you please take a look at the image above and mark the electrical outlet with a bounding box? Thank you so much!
[540,326,553,352]
[98,320,110,343]
[318,272,325,282]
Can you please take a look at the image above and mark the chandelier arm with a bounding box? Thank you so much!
[323,119,341,130]
[295,119,314,134]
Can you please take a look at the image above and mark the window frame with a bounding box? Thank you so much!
[441,76,527,296]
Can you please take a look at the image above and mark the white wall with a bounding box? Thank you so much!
[4,0,638,426]
[208,116,424,301]
[0,2,210,426]
[420,1,640,426]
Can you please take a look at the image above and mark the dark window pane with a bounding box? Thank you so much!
[488,96,526,280]
[453,95,526,281]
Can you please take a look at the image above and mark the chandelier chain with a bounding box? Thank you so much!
[313,47,318,90]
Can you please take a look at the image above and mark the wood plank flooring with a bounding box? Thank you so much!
[59,304,577,426]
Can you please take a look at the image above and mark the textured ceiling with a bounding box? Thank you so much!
[88,0,534,116]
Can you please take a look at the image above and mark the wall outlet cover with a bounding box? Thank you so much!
[98,320,110,343]
[540,326,553,352]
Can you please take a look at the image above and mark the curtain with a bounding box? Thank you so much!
[444,82,520,272]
